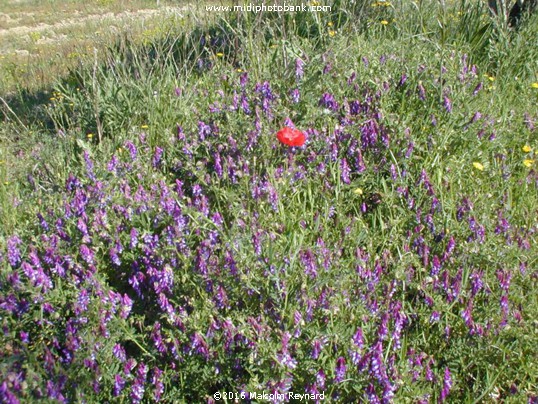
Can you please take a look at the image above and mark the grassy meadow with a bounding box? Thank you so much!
[1,0,538,402]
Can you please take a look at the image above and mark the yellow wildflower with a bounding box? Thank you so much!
[372,1,391,6]
[488,76,495,82]
[87,133,93,139]
[473,162,484,171]
[216,52,224,57]
[327,21,333,27]
[141,124,149,129]
[354,188,363,195]
[328,30,336,37]
[531,82,538,89]
[522,145,532,153]
[523,159,535,168]
[380,20,389,25]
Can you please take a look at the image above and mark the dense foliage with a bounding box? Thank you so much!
[1,0,537,402]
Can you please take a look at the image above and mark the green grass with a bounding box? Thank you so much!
[1,0,537,402]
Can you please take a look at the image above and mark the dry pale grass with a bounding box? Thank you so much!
[0,1,204,93]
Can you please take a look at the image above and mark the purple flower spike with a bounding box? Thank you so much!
[79,244,94,265]
[365,384,381,404]
[418,82,426,100]
[152,367,164,401]
[125,141,137,160]
[472,82,483,96]
[334,357,347,383]
[113,343,126,362]
[295,58,305,80]
[319,93,339,111]
[7,235,22,268]
[152,147,163,168]
[130,363,148,404]
[340,158,351,184]
[311,339,323,359]
[443,96,452,113]
[290,88,300,103]
[439,367,453,402]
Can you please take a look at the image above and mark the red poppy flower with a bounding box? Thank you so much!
[276,127,306,147]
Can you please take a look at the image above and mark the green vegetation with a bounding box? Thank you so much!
[1,0,537,402]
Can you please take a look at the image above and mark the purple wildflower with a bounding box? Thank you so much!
[471,111,482,123]
[152,147,163,168]
[79,244,94,265]
[334,357,347,383]
[130,363,148,404]
[361,119,379,148]
[107,155,119,172]
[319,93,339,111]
[119,294,133,319]
[312,339,323,359]
[123,358,136,376]
[152,367,164,401]
[295,58,304,79]
[109,247,121,266]
[7,236,22,268]
[241,93,251,115]
[113,374,125,397]
[418,81,426,100]
[353,328,364,350]
[125,141,137,160]
[443,96,452,113]
[277,352,297,369]
[113,343,126,362]
[430,311,441,323]
[198,121,212,141]
[340,158,351,184]
[130,228,139,249]
[365,384,381,404]
[289,88,300,103]
[462,298,474,326]
[255,81,275,100]
[431,255,442,276]
[75,289,90,315]
[300,249,317,279]
[370,342,387,383]
[20,331,30,344]
[378,313,389,340]
[439,367,452,402]
[316,369,326,389]
[252,231,262,256]
[239,71,249,88]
